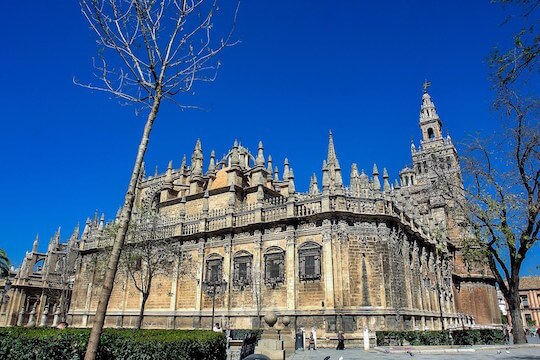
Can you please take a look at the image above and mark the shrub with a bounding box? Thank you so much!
[0,328,226,360]
[376,329,504,346]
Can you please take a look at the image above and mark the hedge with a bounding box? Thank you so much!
[376,329,504,346]
[0,328,226,360]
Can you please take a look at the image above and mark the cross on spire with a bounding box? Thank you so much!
[423,80,431,93]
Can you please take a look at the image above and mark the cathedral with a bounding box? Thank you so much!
[0,88,501,339]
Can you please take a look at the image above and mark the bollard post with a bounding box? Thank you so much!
[363,328,370,350]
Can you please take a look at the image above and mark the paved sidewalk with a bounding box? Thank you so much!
[291,346,540,359]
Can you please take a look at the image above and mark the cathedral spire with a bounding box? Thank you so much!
[256,141,265,166]
[266,155,273,180]
[288,168,295,195]
[53,227,61,245]
[231,140,240,166]
[383,168,391,192]
[309,173,320,194]
[180,154,187,171]
[327,130,338,165]
[372,164,381,191]
[98,213,105,231]
[32,234,39,253]
[283,158,290,180]
[191,139,203,176]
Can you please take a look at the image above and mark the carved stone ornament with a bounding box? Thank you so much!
[264,312,278,327]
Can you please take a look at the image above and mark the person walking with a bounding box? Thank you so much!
[308,332,316,350]
[336,331,345,350]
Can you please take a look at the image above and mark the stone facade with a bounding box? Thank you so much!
[504,276,540,330]
[2,88,501,337]
[0,229,78,327]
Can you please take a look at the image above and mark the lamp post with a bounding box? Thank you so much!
[202,280,227,329]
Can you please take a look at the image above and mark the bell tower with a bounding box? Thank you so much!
[419,81,444,148]
[412,82,460,186]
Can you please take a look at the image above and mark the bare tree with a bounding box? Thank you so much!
[428,1,539,345]
[120,213,176,329]
[76,1,239,358]
[431,88,538,346]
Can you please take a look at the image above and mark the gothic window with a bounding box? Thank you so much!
[205,254,223,284]
[427,127,434,139]
[233,251,252,287]
[33,258,45,273]
[299,241,322,281]
[264,247,285,286]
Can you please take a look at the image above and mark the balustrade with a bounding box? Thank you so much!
[82,193,425,249]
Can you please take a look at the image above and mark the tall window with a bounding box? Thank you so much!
[299,242,321,281]
[520,295,529,308]
[205,254,223,284]
[264,247,285,286]
[233,251,252,287]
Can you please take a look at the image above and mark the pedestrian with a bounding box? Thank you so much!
[311,327,317,350]
[336,331,345,350]
[213,322,221,332]
[504,326,510,343]
[308,332,316,350]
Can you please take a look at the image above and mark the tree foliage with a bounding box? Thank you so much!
[0,249,10,278]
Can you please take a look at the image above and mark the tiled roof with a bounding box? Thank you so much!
[520,276,540,290]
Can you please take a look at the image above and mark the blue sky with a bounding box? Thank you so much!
[0,1,538,274]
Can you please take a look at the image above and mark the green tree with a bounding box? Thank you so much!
[76,1,239,359]
[0,249,9,278]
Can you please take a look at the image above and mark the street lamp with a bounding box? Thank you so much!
[202,279,227,329]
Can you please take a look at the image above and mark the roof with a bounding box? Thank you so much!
[520,276,540,290]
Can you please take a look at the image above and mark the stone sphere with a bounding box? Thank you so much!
[264,312,278,328]
[281,316,291,327]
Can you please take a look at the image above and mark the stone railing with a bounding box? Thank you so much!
[82,193,433,250]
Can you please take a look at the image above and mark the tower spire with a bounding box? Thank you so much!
[327,130,337,165]
[32,234,39,253]
[419,81,443,143]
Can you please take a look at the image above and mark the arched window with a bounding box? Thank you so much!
[427,128,435,139]
[205,253,223,284]
[233,251,252,287]
[298,241,322,281]
[33,258,45,273]
[264,247,285,286]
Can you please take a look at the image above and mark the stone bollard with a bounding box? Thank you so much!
[52,304,60,327]
[363,328,370,350]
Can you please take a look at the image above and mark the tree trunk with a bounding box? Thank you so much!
[508,290,526,344]
[84,90,162,360]
[136,292,150,330]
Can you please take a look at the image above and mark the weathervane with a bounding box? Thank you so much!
[423,80,431,93]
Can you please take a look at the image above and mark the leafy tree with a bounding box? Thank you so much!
[76,1,239,358]
[0,249,9,278]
